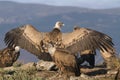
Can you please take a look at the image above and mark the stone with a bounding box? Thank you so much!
[36,60,56,71]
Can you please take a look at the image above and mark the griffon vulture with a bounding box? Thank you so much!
[4,22,115,64]
[47,44,80,76]
[0,46,20,67]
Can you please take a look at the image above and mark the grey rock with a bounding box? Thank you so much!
[36,60,56,71]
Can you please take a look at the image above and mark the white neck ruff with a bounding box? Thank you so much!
[54,25,61,30]
[15,46,20,52]
[48,47,56,57]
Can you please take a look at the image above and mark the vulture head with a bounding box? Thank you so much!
[54,21,64,30]
[73,26,81,31]
[14,46,20,53]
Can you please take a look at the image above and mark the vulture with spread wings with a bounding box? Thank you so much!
[4,22,115,61]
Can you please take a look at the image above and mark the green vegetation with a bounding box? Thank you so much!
[0,68,45,80]
[0,71,44,80]
[12,61,23,67]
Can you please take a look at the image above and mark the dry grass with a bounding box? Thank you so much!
[0,68,44,80]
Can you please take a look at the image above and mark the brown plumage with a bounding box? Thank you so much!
[62,26,114,54]
[0,46,20,67]
[48,45,80,76]
[63,26,116,65]
[4,23,115,63]
[4,21,64,61]
[43,21,64,48]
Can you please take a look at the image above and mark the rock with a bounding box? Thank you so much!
[36,60,56,71]
[70,76,80,80]
[107,70,118,75]
[80,73,91,79]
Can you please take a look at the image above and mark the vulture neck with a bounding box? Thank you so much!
[54,25,61,31]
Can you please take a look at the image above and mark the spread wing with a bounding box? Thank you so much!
[62,27,114,54]
[4,24,46,57]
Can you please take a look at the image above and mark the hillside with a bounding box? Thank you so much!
[0,1,120,63]
[0,1,120,25]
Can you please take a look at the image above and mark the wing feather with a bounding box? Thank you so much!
[4,24,44,57]
[62,27,114,54]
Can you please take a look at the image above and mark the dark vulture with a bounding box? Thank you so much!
[0,46,20,67]
[4,22,115,64]
[47,44,80,76]
[77,50,95,68]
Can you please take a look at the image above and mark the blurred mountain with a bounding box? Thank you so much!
[0,1,120,63]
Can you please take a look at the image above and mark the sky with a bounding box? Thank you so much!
[0,0,120,9]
